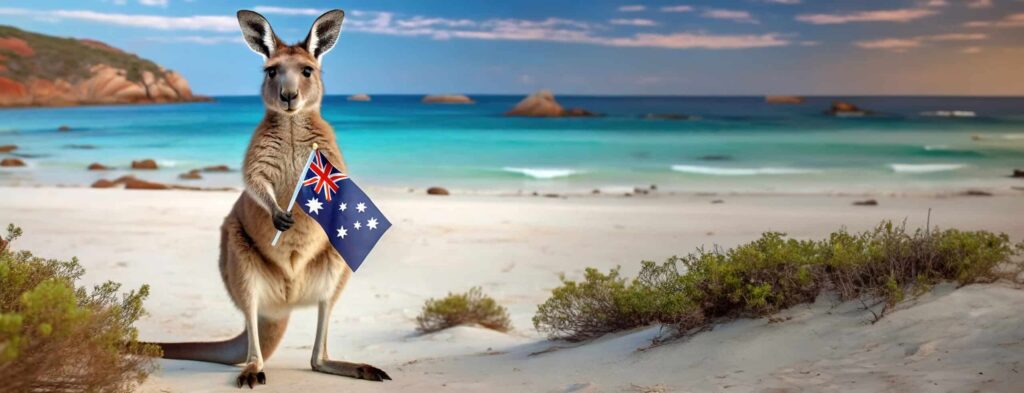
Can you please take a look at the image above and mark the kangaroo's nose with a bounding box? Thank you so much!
[280,91,298,103]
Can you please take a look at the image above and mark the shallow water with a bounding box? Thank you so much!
[1,95,1023,193]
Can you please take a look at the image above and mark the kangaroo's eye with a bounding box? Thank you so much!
[302,67,313,78]
[266,68,277,78]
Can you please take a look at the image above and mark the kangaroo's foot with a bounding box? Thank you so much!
[236,363,266,389]
[312,359,391,382]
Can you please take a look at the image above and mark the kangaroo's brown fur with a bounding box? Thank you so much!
[153,9,390,388]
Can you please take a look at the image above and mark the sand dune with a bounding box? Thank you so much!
[1,187,1022,392]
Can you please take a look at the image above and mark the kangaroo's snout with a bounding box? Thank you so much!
[280,90,298,104]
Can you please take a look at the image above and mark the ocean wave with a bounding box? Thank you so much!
[670,165,820,176]
[502,167,580,179]
[923,145,950,151]
[1003,133,1024,140]
[889,163,965,173]
[920,110,976,118]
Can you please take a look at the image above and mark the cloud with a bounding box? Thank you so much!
[966,0,993,8]
[251,6,323,16]
[923,0,949,6]
[765,0,801,4]
[855,32,987,51]
[0,7,792,50]
[138,0,168,7]
[796,8,937,24]
[609,18,658,26]
[618,5,646,12]
[965,13,1024,28]
[660,5,694,13]
[702,9,758,24]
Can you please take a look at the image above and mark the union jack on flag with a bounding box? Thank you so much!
[296,150,391,272]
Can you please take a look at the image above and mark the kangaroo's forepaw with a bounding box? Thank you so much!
[236,364,266,389]
[312,359,391,382]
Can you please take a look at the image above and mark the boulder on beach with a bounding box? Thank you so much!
[179,169,202,180]
[1011,169,1024,178]
[0,144,16,153]
[505,90,598,117]
[826,101,868,117]
[765,95,805,104]
[57,125,71,132]
[347,93,371,102]
[201,165,230,172]
[131,159,158,170]
[87,162,111,170]
[426,187,450,196]
[124,178,170,190]
[90,179,117,188]
[853,199,879,206]
[422,94,474,104]
[1,158,26,167]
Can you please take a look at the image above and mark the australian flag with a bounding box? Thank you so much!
[297,150,391,272]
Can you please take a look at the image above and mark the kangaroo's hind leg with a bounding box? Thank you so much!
[309,251,391,382]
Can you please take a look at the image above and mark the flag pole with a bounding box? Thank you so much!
[271,143,318,247]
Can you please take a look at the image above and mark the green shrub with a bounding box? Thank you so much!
[416,287,512,333]
[0,224,159,393]
[534,221,1023,342]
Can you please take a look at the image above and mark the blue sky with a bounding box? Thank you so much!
[1,0,1022,95]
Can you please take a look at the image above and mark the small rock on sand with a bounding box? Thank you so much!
[179,169,202,180]
[347,93,371,102]
[131,159,158,170]
[711,199,724,204]
[963,190,993,197]
[1,158,26,167]
[427,187,450,196]
[1011,169,1024,178]
[87,162,111,170]
[90,179,117,188]
[422,94,474,104]
[57,125,72,132]
[853,199,878,206]
[0,144,16,153]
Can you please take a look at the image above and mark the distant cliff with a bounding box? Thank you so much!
[0,25,210,107]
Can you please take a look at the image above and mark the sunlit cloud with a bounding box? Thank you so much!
[609,18,658,26]
[660,5,694,13]
[796,8,938,24]
[138,0,168,7]
[965,13,1024,28]
[618,5,646,12]
[702,9,758,24]
[765,0,801,4]
[966,0,993,9]
[855,32,987,51]
[252,6,323,16]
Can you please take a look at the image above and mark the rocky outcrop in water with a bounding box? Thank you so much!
[505,90,598,117]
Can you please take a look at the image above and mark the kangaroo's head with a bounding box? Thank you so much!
[237,9,344,115]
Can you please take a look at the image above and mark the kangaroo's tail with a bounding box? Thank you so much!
[148,315,290,365]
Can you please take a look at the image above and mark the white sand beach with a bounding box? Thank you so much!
[2,187,1023,392]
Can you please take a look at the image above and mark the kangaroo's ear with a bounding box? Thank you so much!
[237,10,281,60]
[303,9,345,64]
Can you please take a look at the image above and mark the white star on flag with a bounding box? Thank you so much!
[367,217,378,230]
[336,226,347,239]
[354,221,362,230]
[339,202,347,212]
[356,202,367,213]
[305,198,323,215]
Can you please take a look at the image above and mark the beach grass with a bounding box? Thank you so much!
[0,224,159,393]
[533,221,1024,342]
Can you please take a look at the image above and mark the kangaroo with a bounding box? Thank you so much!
[152,9,391,388]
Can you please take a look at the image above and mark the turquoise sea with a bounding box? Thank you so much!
[1,95,1023,193]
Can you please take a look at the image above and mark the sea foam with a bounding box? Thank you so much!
[502,167,580,179]
[670,165,819,176]
[889,163,965,173]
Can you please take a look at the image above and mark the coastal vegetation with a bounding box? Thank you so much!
[533,221,1023,342]
[0,224,158,392]
[416,287,512,333]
